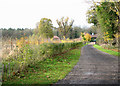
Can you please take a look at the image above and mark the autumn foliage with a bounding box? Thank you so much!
[3,34,82,81]
[81,32,91,42]
[85,33,91,42]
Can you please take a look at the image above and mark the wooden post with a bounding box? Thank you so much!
[2,64,4,82]
[6,64,7,78]
[8,63,10,76]
[2,64,4,77]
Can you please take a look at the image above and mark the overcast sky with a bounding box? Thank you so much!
[0,0,94,29]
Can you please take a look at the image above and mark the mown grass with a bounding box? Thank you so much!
[93,44,120,56]
[2,44,83,86]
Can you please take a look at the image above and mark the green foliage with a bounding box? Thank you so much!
[81,32,86,42]
[53,25,89,39]
[87,5,98,26]
[93,44,120,56]
[72,26,82,38]
[2,42,83,81]
[35,18,54,38]
[3,45,82,84]
[86,26,97,34]
[1,28,33,39]
[56,17,74,39]
[87,1,120,45]
[96,2,119,38]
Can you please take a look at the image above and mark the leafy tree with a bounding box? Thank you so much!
[1,28,33,39]
[36,18,54,39]
[69,28,73,39]
[81,32,86,42]
[96,2,118,38]
[56,17,74,39]
[53,27,60,38]
[103,32,113,44]
[67,26,82,39]
[74,30,78,38]
[85,33,91,42]
[85,26,97,34]
[87,5,98,26]
[73,26,82,38]
[87,1,120,45]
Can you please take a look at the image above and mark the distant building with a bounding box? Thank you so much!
[53,36,60,41]
[91,33,97,42]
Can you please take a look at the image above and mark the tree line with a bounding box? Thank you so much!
[1,28,33,39]
[34,17,75,39]
[34,17,92,40]
[1,17,91,40]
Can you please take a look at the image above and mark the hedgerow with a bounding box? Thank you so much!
[2,42,82,81]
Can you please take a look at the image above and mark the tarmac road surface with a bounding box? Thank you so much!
[55,44,119,84]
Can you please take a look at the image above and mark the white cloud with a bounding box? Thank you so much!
[0,0,93,28]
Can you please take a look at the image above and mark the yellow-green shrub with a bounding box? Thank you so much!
[2,42,82,80]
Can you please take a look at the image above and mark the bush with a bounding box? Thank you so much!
[2,42,83,80]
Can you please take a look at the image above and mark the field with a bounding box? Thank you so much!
[2,37,81,59]
[2,37,17,57]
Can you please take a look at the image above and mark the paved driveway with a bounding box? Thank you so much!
[55,44,119,84]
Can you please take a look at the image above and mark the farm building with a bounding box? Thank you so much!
[53,36,60,41]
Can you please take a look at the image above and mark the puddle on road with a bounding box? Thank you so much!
[84,72,94,75]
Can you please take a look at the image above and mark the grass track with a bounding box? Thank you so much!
[93,44,120,56]
[3,45,83,85]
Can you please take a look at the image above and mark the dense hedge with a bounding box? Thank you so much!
[2,42,82,80]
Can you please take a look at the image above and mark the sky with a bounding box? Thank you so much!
[0,0,94,29]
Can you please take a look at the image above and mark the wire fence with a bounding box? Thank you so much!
[2,37,82,81]
[0,29,2,85]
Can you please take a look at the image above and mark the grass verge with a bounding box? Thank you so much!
[93,44,120,56]
[2,44,83,85]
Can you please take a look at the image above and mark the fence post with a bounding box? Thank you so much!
[6,64,7,78]
[8,63,10,76]
[2,64,4,77]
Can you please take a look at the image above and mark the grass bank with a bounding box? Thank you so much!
[93,44,120,56]
[3,43,83,85]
